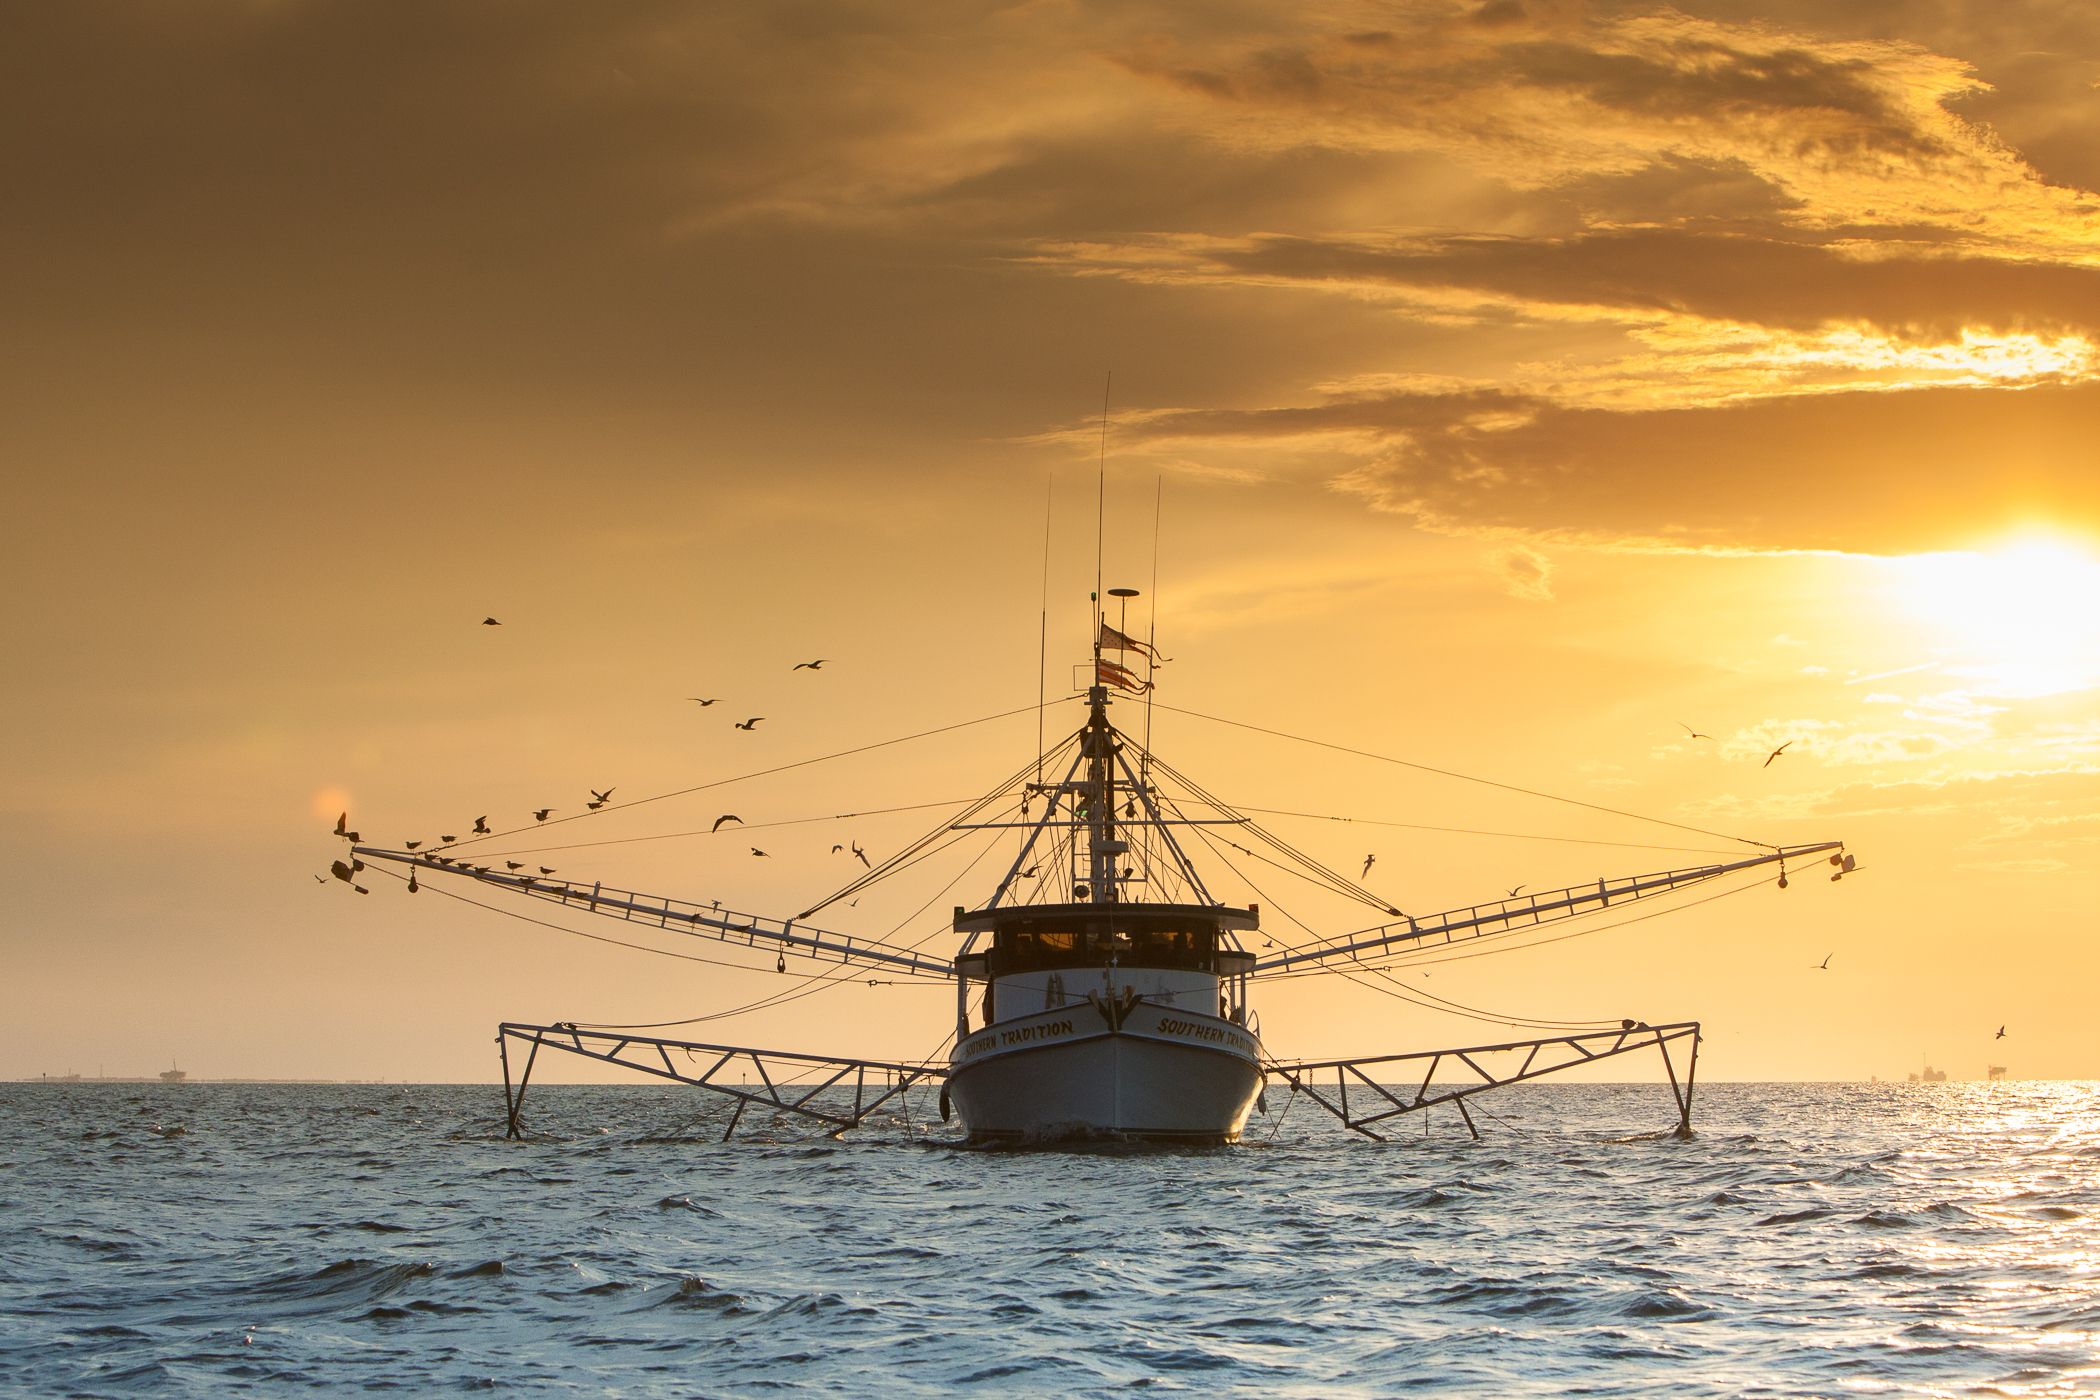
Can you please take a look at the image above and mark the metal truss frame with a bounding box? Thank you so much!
[496,1022,949,1142]
[1263,1021,1700,1142]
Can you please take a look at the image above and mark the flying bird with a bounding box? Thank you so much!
[405,840,422,850]
[735,717,765,730]
[1020,865,1039,879]
[851,842,871,868]
[1678,722,1714,740]
[792,660,827,671]
[1506,885,1526,898]
[1813,953,1832,970]
[1764,740,1792,768]
[751,848,769,858]
[713,815,743,832]
[591,788,614,804]
[830,844,843,853]
[472,816,489,834]
[688,698,720,706]
[1361,854,1376,879]
[1996,1025,2007,1039]
[333,812,348,836]
[481,617,501,626]
[532,808,554,822]
[313,874,326,884]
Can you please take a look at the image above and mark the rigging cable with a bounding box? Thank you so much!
[1229,806,1741,857]
[1182,821,1611,1031]
[436,698,1078,854]
[464,798,985,859]
[1149,701,1773,849]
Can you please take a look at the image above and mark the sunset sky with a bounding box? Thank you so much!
[5,0,2097,1084]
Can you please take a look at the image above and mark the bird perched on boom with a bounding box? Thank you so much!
[532,808,554,822]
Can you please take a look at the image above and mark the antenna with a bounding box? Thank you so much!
[1037,473,1052,784]
[1095,373,1109,668]
[1144,475,1162,767]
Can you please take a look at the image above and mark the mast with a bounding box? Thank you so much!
[1082,683,1117,904]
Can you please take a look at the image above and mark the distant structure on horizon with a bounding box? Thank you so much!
[1987,1064,2007,1081]
[1909,1063,1948,1083]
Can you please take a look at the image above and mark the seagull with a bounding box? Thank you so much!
[1678,722,1714,740]
[532,808,554,822]
[538,866,557,875]
[851,842,871,868]
[333,812,348,836]
[1361,854,1376,879]
[688,698,720,706]
[591,788,614,804]
[1996,1025,2007,1039]
[1021,865,1039,878]
[712,815,743,832]
[735,717,765,730]
[405,840,422,850]
[1764,740,1792,768]
[472,816,489,834]
[792,660,827,671]
[751,848,769,857]
[1814,953,1832,970]
[481,617,501,626]
[831,844,843,853]
[505,862,524,871]
[344,831,359,842]
[441,835,456,843]
[1506,885,1525,897]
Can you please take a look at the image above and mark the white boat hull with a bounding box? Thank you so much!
[946,1000,1264,1143]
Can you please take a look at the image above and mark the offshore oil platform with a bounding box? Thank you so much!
[338,594,1853,1144]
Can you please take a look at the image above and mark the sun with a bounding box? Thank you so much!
[1883,535,2100,696]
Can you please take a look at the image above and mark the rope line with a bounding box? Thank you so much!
[1229,806,1740,856]
[1149,702,1771,848]
[429,700,1073,854]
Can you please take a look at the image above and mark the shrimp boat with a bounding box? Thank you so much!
[340,608,1855,1144]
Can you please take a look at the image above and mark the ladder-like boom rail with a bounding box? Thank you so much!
[350,847,955,979]
[1253,841,1843,973]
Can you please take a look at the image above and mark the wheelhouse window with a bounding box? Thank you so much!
[988,915,1220,973]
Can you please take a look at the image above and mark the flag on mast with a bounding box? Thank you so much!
[1098,622,1168,662]
[1095,657,1152,693]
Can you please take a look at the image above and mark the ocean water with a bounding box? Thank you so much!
[6,1080,2100,1397]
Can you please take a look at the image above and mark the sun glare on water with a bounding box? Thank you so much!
[1885,537,2100,696]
